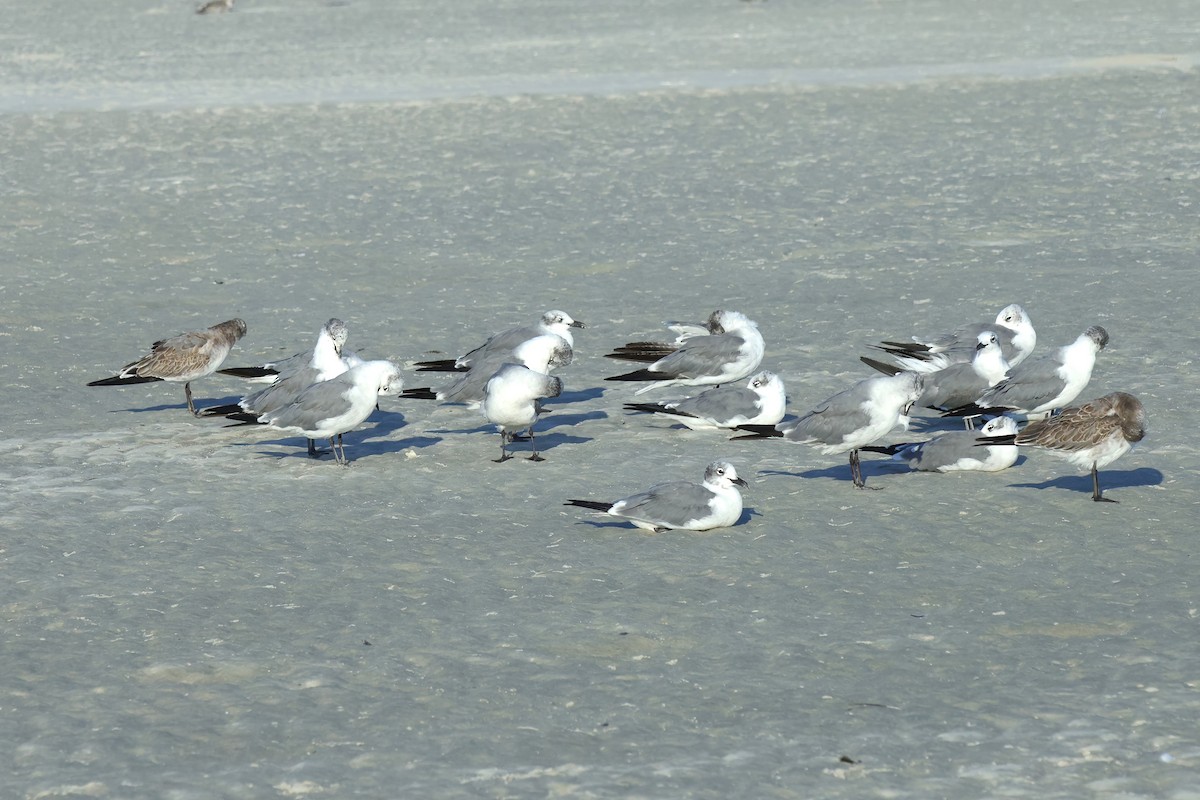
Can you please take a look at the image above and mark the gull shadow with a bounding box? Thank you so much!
[1007,467,1164,497]
[759,461,892,485]
[484,430,591,459]
[536,410,608,431]
[547,386,607,404]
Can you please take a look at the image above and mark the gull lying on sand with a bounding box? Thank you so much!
[565,461,748,532]
[623,370,786,430]
[864,415,1019,473]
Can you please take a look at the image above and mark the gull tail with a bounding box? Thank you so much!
[605,368,663,382]
[943,403,999,418]
[564,499,613,512]
[217,366,279,379]
[730,424,782,440]
[198,403,245,417]
[859,356,903,376]
[87,375,162,387]
[860,443,906,455]
[413,359,468,372]
[977,434,1017,447]
[400,387,438,400]
[604,341,678,363]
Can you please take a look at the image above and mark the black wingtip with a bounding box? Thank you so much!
[198,403,245,418]
[413,359,467,372]
[400,388,438,400]
[564,499,614,512]
[860,444,904,455]
[976,434,1017,447]
[222,412,262,426]
[860,356,902,376]
[87,375,162,387]
[218,366,278,379]
[730,424,782,440]
[605,369,664,382]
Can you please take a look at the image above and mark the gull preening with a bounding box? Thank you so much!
[402,333,572,408]
[605,310,765,395]
[241,359,404,465]
[870,303,1036,373]
[565,461,748,532]
[946,325,1108,421]
[986,391,1147,502]
[414,310,583,372]
[217,317,355,384]
[203,319,356,457]
[87,318,247,416]
[481,364,563,462]
[864,415,1019,473]
[623,370,786,430]
[735,371,924,489]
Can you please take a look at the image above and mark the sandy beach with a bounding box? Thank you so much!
[2,1,1199,797]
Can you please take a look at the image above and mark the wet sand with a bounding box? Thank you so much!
[3,1,1199,797]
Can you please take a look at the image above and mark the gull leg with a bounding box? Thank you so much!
[185,382,198,416]
[1092,463,1117,503]
[528,426,545,462]
[307,438,323,458]
[850,450,864,488]
[494,432,512,463]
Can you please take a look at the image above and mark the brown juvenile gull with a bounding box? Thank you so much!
[88,318,247,416]
[983,391,1147,503]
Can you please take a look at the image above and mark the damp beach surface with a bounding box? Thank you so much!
[2,1,1199,797]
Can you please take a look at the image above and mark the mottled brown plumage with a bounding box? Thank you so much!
[88,318,248,415]
[995,392,1147,502]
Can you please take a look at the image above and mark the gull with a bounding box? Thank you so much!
[863,331,1009,424]
[945,325,1108,420]
[402,334,571,408]
[863,415,1019,472]
[623,370,786,430]
[481,364,563,462]
[870,303,1036,373]
[239,360,404,465]
[564,461,748,532]
[413,310,584,372]
[87,318,247,416]
[217,318,355,384]
[605,310,765,395]
[202,319,355,457]
[734,371,924,488]
[984,391,1147,502]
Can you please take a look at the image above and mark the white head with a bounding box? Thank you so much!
[703,461,749,491]
[540,310,585,335]
[979,415,1019,437]
[513,334,573,373]
[707,310,756,334]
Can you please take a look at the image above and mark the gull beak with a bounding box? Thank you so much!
[570,320,585,329]
[732,477,749,488]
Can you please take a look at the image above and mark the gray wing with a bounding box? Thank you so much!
[918,363,991,409]
[241,363,324,414]
[671,385,761,423]
[436,350,513,403]
[264,373,354,431]
[458,324,539,367]
[614,481,715,528]
[649,334,747,379]
[976,356,1063,409]
[260,348,315,375]
[916,325,1019,363]
[783,385,872,445]
[902,430,980,470]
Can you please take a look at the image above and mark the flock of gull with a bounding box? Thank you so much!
[87,303,1148,532]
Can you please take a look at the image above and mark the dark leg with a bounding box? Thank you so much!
[850,449,864,488]
[528,426,544,462]
[494,432,512,463]
[185,382,198,416]
[307,438,324,458]
[1092,463,1117,503]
